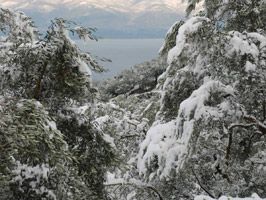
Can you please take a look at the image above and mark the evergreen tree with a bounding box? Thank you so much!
[0,8,116,200]
[137,0,266,199]
[1,1,266,199]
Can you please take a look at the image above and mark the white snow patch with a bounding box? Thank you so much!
[167,17,209,64]
[137,120,177,178]
[47,120,57,130]
[93,115,116,148]
[195,193,265,200]
[67,104,90,115]
[77,57,92,80]
[226,31,260,59]
[127,191,137,200]
[12,161,56,199]
[245,61,257,72]
[138,80,235,179]
[247,32,266,49]
[105,171,124,185]
[13,162,50,184]
[103,133,116,149]
[159,20,183,54]
[94,115,111,126]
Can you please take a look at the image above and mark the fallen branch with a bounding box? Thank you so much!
[244,115,266,135]
[104,180,163,200]
[192,168,216,199]
[119,134,140,139]
[226,115,266,160]
[228,123,257,131]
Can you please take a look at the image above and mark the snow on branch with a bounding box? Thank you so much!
[104,178,163,200]
[195,194,266,200]
[138,80,235,179]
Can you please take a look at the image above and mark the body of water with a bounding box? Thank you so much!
[77,39,164,80]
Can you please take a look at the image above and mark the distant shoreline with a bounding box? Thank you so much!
[76,38,164,80]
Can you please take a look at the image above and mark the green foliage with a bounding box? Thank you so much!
[185,0,266,32]
[186,0,202,16]
[135,0,266,199]
[57,112,117,199]
[0,8,38,43]
[0,8,116,200]
[160,20,184,56]
[100,58,167,100]
[0,98,70,199]
[1,1,266,199]
[1,17,104,107]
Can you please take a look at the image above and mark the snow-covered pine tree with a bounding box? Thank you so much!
[0,8,116,200]
[0,98,81,199]
[137,0,266,199]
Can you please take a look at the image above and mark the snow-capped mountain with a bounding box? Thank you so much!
[65,0,185,13]
[0,0,185,13]
[0,0,186,38]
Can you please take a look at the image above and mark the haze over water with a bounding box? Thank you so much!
[77,38,164,80]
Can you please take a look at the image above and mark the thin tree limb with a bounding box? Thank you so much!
[104,181,164,200]
[191,168,216,199]
[226,115,266,160]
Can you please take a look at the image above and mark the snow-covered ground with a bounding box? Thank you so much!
[195,194,266,200]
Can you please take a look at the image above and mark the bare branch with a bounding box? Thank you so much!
[226,115,266,160]
[228,123,257,130]
[104,181,164,200]
[244,115,266,135]
[191,168,216,199]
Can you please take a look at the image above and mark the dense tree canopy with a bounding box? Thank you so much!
[0,8,116,200]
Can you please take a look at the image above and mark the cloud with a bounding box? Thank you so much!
[0,0,63,12]
[0,0,19,7]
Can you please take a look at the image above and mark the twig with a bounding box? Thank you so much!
[104,181,163,200]
[244,115,266,135]
[228,123,257,130]
[191,168,216,199]
[226,115,266,159]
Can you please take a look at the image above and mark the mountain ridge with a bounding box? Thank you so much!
[1,0,185,38]
[0,0,185,14]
